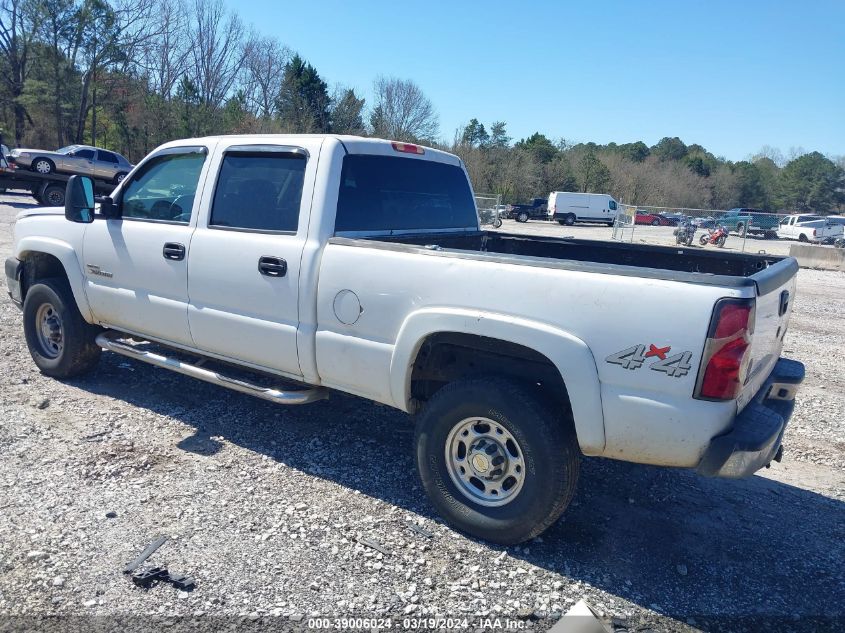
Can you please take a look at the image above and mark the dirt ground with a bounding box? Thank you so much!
[0,194,842,632]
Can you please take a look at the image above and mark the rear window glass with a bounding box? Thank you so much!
[335,155,476,233]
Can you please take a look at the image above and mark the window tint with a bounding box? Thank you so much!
[121,152,206,222]
[335,155,476,233]
[98,150,119,164]
[209,153,305,232]
[609,200,617,210]
[75,148,95,159]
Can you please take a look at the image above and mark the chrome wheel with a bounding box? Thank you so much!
[34,159,52,174]
[35,302,64,358]
[445,417,525,507]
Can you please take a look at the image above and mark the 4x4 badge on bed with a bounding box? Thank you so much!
[606,344,692,378]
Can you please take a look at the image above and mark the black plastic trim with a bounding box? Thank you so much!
[5,256,22,306]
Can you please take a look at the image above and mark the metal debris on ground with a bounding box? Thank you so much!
[123,536,168,574]
[357,536,391,556]
[123,535,196,591]
[405,522,435,539]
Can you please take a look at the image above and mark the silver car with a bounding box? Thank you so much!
[9,144,133,184]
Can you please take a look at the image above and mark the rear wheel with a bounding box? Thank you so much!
[32,158,54,175]
[798,233,808,242]
[23,278,101,378]
[699,234,709,246]
[736,223,746,237]
[114,172,128,184]
[492,218,502,228]
[42,184,65,206]
[717,235,727,247]
[516,211,529,223]
[415,377,580,544]
[651,219,660,226]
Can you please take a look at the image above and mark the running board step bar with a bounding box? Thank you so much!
[95,331,328,405]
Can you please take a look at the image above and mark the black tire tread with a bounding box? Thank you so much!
[23,277,101,378]
[415,377,579,544]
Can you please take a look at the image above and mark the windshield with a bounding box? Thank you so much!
[56,145,81,155]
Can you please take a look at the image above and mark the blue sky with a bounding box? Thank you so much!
[228,0,844,161]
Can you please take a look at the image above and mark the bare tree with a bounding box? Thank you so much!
[369,76,438,142]
[139,0,190,98]
[0,0,41,144]
[187,0,246,109]
[241,33,289,125]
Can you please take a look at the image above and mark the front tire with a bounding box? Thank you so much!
[651,219,659,226]
[23,278,101,378]
[562,213,576,226]
[492,218,503,228]
[516,211,529,223]
[114,172,128,184]
[415,377,580,544]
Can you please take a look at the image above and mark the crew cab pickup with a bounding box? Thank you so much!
[6,135,805,544]
[506,197,547,222]
[719,208,780,239]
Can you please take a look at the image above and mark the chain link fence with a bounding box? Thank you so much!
[475,193,503,227]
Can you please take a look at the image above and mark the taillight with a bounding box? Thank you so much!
[695,298,755,401]
[391,141,424,155]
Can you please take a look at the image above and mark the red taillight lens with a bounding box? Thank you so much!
[695,298,755,401]
[391,142,424,155]
[699,337,750,399]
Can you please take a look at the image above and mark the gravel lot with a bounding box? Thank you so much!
[0,194,842,632]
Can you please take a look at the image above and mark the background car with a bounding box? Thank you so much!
[9,144,133,184]
[635,210,673,226]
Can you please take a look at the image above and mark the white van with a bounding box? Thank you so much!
[548,192,619,226]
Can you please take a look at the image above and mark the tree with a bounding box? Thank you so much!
[778,152,845,213]
[576,151,611,193]
[241,33,289,123]
[186,0,245,111]
[460,118,488,147]
[276,53,330,133]
[0,0,41,144]
[733,161,767,208]
[617,141,649,162]
[34,0,77,146]
[651,136,688,162]
[329,86,365,135]
[369,76,438,142]
[488,121,510,148]
[515,132,557,163]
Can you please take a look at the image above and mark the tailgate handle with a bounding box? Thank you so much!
[779,290,790,316]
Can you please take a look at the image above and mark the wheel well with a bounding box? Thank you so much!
[410,332,571,413]
[20,252,68,299]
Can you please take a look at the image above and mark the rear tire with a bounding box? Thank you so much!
[651,219,659,226]
[798,234,808,243]
[23,278,101,378]
[516,211,529,223]
[42,184,65,206]
[492,218,502,228]
[114,172,128,184]
[415,377,580,544]
[699,235,709,246]
[32,158,54,175]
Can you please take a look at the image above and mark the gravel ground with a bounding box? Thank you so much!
[0,194,843,632]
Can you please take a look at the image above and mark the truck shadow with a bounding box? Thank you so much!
[76,353,844,626]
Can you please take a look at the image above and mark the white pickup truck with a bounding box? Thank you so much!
[6,135,805,544]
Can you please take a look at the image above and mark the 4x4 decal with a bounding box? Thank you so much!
[606,344,692,378]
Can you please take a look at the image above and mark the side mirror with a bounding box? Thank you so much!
[65,175,95,223]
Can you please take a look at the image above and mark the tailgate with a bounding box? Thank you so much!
[737,257,799,411]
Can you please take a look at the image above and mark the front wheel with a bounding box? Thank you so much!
[114,172,128,184]
[651,219,660,226]
[562,213,576,226]
[516,211,529,223]
[492,218,502,228]
[415,377,580,544]
[717,235,727,247]
[23,278,101,377]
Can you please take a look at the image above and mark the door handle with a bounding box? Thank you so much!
[162,242,186,261]
[258,256,287,277]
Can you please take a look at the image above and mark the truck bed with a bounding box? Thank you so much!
[348,231,797,294]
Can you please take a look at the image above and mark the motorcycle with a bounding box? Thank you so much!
[673,219,696,246]
[699,224,729,248]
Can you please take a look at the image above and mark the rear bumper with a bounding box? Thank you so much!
[5,256,23,308]
[696,357,805,478]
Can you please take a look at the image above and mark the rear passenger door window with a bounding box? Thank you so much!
[209,152,306,232]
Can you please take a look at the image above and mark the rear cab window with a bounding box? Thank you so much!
[334,155,477,235]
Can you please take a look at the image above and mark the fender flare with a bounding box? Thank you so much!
[390,308,605,454]
[16,236,93,322]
